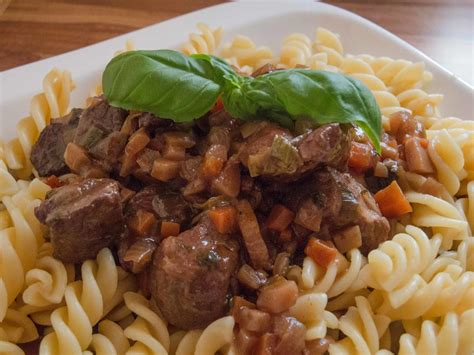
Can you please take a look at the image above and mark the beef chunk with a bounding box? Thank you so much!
[150,216,239,329]
[30,108,82,176]
[73,98,128,171]
[296,124,350,172]
[35,178,125,263]
[239,123,350,181]
[287,167,390,254]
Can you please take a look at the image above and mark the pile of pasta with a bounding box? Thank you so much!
[0,24,472,355]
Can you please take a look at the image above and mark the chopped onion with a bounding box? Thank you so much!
[237,264,267,289]
[123,238,157,274]
[273,252,290,276]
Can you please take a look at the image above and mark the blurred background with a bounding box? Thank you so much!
[0,0,472,85]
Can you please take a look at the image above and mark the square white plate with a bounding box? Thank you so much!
[1,0,472,139]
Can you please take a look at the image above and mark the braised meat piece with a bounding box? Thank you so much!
[30,108,82,176]
[239,123,350,181]
[35,178,125,263]
[287,167,390,254]
[73,98,128,171]
[149,215,239,329]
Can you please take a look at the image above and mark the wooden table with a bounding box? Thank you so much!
[1,0,473,86]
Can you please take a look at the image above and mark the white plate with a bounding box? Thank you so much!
[1,0,472,139]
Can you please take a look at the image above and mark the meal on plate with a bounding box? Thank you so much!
[0,23,472,355]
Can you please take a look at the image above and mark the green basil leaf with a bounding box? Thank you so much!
[260,70,381,151]
[102,50,222,121]
[223,69,381,150]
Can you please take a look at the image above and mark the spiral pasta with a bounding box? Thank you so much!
[38,249,137,355]
[220,35,274,74]
[22,242,75,308]
[279,33,313,68]
[0,308,38,344]
[182,23,223,56]
[329,296,391,355]
[288,293,338,341]
[405,191,470,249]
[360,226,442,305]
[300,248,366,298]
[313,27,344,67]
[0,178,51,320]
[121,292,170,354]
[3,69,74,178]
[398,309,474,355]
[174,316,235,355]
[376,264,474,320]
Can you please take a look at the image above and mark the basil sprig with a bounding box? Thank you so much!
[102,49,381,150]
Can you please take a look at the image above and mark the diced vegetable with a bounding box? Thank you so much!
[236,199,270,269]
[304,238,338,268]
[238,308,271,333]
[151,158,181,182]
[266,205,295,232]
[160,221,180,238]
[162,144,186,161]
[136,148,161,173]
[254,334,277,355]
[231,296,256,319]
[273,252,290,276]
[210,96,224,113]
[279,229,292,243]
[374,161,389,178]
[404,137,434,174]
[122,238,157,273]
[208,206,237,234]
[374,180,413,218]
[43,175,63,188]
[237,264,267,290]
[64,142,106,178]
[256,277,298,313]
[211,160,241,198]
[163,131,196,148]
[389,111,425,144]
[128,209,156,236]
[125,128,150,156]
[202,154,224,178]
[332,225,362,254]
[348,142,377,173]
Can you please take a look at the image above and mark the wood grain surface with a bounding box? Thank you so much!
[0,0,473,85]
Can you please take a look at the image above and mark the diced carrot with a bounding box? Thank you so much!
[43,175,63,188]
[210,97,224,113]
[418,138,429,149]
[128,210,156,236]
[161,221,180,238]
[151,158,181,182]
[304,238,338,268]
[266,205,295,232]
[348,142,377,173]
[208,206,237,234]
[374,180,413,218]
